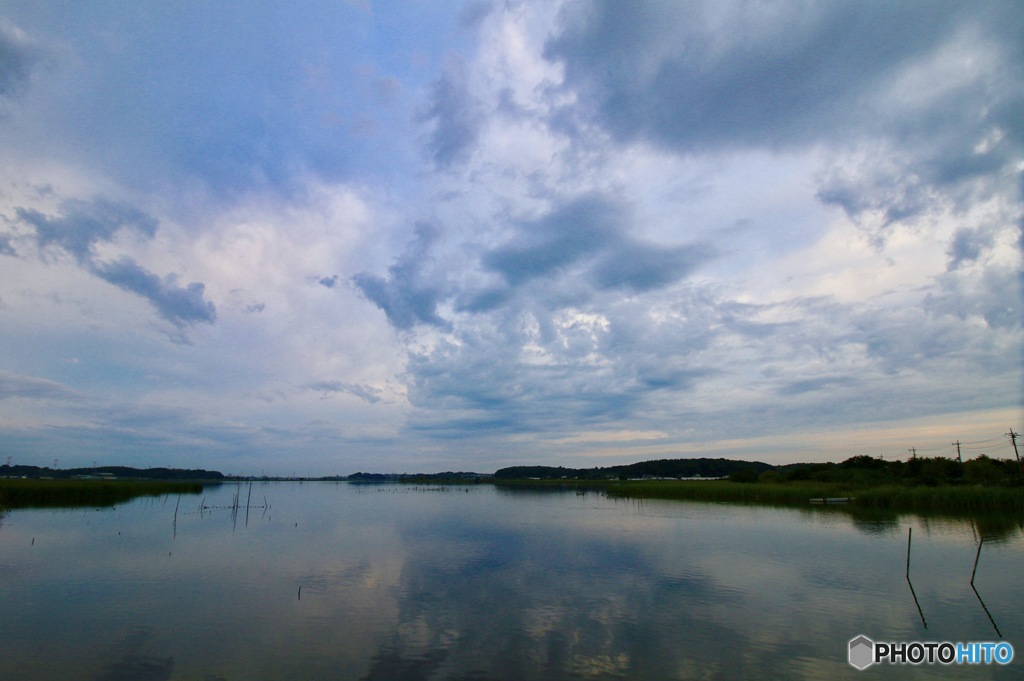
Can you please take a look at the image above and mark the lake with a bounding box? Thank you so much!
[0,482,1020,680]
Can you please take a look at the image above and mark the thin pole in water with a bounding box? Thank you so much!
[906,527,912,578]
[245,482,252,527]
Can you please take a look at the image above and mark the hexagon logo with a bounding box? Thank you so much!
[849,635,875,670]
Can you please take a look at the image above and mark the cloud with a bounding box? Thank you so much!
[546,1,1018,151]
[482,194,715,294]
[306,380,383,404]
[590,242,716,292]
[91,257,216,327]
[0,233,15,256]
[946,227,996,271]
[317,274,340,289]
[482,195,620,285]
[419,57,484,168]
[0,370,79,401]
[14,199,157,264]
[9,197,215,327]
[352,221,450,330]
[546,0,1024,227]
[777,376,857,397]
[356,194,716,335]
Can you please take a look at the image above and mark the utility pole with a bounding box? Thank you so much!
[1008,429,1021,476]
[952,440,962,463]
[908,447,917,460]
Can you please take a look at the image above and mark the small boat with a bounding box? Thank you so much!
[809,497,855,504]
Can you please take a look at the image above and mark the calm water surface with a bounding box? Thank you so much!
[0,482,1021,680]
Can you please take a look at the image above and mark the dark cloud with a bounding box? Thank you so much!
[547,1,1024,225]
[419,57,483,168]
[316,274,340,289]
[546,1,1014,151]
[483,194,715,293]
[14,199,157,264]
[927,266,1021,332]
[591,242,716,292]
[352,222,450,330]
[91,257,216,327]
[306,380,383,404]
[483,195,620,285]
[455,286,512,314]
[946,227,995,271]
[11,198,215,327]
[777,376,856,396]
[633,365,716,391]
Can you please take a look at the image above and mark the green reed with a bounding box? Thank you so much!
[0,479,206,509]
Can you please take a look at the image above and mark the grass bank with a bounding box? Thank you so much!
[0,479,207,509]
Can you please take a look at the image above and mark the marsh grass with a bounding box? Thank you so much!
[496,478,1024,515]
[851,484,1024,513]
[0,479,206,509]
[606,480,1024,514]
[606,480,849,506]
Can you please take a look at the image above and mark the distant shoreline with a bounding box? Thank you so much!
[3,453,1021,516]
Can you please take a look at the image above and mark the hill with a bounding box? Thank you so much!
[494,457,771,480]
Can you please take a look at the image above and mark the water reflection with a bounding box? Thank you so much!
[95,627,174,681]
[0,483,1021,680]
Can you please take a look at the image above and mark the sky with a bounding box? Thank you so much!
[0,1,1021,476]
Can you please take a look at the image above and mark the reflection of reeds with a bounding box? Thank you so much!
[0,479,205,509]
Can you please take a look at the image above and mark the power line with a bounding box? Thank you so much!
[960,436,1006,446]
[1008,429,1021,476]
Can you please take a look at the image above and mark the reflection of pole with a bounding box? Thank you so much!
[970,538,1003,638]
[971,537,982,585]
[905,527,927,629]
